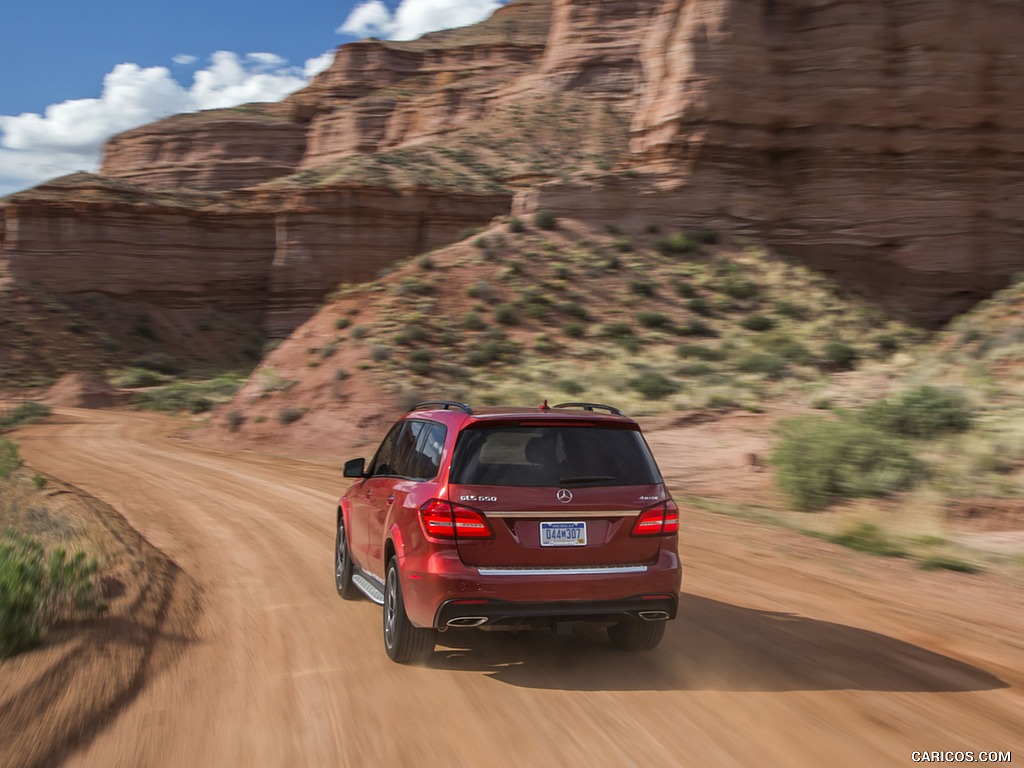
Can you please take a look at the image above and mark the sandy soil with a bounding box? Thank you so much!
[3,408,1021,767]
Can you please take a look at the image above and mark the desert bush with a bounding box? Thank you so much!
[673,280,697,298]
[493,304,520,326]
[630,280,657,297]
[130,352,182,375]
[0,401,51,431]
[676,344,725,361]
[741,314,775,332]
[820,341,859,371]
[1,530,103,658]
[563,322,586,338]
[829,523,906,558]
[533,209,558,230]
[463,311,487,331]
[759,334,815,365]
[350,325,371,340]
[677,362,714,377]
[706,394,741,410]
[226,410,246,432]
[654,232,699,256]
[559,379,585,395]
[507,216,525,233]
[773,300,807,320]
[473,236,489,250]
[918,555,980,573]
[860,386,973,439]
[277,407,304,425]
[629,372,681,401]
[0,439,21,479]
[135,375,242,414]
[720,277,759,300]
[636,311,671,329]
[693,229,721,245]
[32,473,47,490]
[395,327,428,346]
[560,301,590,320]
[686,297,713,316]
[335,317,351,331]
[463,336,521,367]
[456,226,482,241]
[772,416,922,511]
[677,318,718,337]
[737,353,788,378]
[370,345,391,362]
[613,238,633,253]
[113,368,170,388]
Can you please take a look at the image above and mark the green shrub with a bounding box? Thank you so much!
[629,372,680,401]
[693,229,721,245]
[134,375,242,414]
[759,334,815,365]
[463,336,521,367]
[737,353,788,378]
[630,280,657,297]
[395,326,429,346]
[773,300,807,320]
[1,530,102,658]
[456,226,482,241]
[677,362,714,377]
[676,344,725,361]
[860,386,973,439]
[686,297,713,316]
[918,555,980,573]
[507,216,525,233]
[493,304,519,325]
[636,311,671,329]
[130,352,182,375]
[0,439,21,479]
[677,318,718,337]
[418,255,435,270]
[370,345,391,362]
[350,325,371,340]
[613,238,633,253]
[0,401,52,431]
[473,236,489,250]
[553,265,572,279]
[829,523,906,558]
[706,394,741,410]
[335,317,351,330]
[559,379,585,395]
[673,281,697,299]
[534,209,558,230]
[560,301,590,320]
[820,341,859,371]
[772,416,922,511]
[226,410,246,431]
[278,407,304,425]
[563,322,586,338]
[463,311,487,331]
[720,277,759,300]
[741,314,775,332]
[600,322,634,339]
[32,473,47,490]
[654,232,698,256]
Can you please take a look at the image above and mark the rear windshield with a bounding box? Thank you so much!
[450,425,662,487]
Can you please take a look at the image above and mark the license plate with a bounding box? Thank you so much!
[540,521,587,547]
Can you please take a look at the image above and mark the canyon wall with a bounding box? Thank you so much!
[526,0,1024,323]
[6,0,1024,331]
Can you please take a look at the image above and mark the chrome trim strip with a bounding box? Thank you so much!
[485,510,641,519]
[477,565,649,576]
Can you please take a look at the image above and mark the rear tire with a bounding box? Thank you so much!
[383,557,436,663]
[608,619,666,651]
[335,517,359,600]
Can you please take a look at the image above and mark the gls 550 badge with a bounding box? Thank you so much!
[460,495,498,502]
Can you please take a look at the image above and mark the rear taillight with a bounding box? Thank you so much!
[420,499,494,540]
[632,500,679,536]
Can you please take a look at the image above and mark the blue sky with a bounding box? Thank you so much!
[0,0,506,195]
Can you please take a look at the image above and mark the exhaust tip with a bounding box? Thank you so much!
[446,616,488,628]
[638,610,670,622]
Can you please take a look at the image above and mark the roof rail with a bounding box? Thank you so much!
[411,401,474,415]
[552,402,624,417]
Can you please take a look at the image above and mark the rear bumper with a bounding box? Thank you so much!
[435,595,678,629]
[399,546,681,628]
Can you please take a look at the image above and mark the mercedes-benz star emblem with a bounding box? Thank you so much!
[556,489,573,503]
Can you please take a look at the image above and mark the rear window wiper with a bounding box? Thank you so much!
[558,475,618,485]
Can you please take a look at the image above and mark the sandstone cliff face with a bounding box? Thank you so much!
[6,0,1024,339]
[101,106,308,191]
[626,0,1024,322]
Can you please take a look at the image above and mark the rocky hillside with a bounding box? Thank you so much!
[2,0,1023,385]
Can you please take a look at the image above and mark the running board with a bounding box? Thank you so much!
[352,573,384,605]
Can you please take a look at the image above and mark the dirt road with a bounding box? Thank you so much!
[7,409,1022,767]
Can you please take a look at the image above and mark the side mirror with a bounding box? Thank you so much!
[343,458,366,478]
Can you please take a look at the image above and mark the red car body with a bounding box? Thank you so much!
[335,402,681,662]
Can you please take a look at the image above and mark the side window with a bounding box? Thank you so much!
[389,421,423,479]
[369,423,403,476]
[412,422,447,480]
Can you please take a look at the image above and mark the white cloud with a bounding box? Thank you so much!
[172,54,197,65]
[339,0,504,42]
[0,50,334,196]
[303,51,335,78]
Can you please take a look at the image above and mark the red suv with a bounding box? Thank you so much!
[335,401,681,663]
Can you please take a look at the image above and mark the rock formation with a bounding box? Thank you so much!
[4,0,1024,335]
